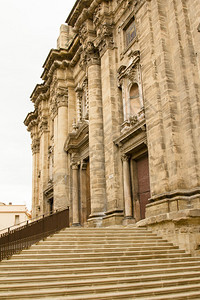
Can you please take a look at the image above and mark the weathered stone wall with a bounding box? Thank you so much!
[24,0,200,241]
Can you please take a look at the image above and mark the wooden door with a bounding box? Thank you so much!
[136,154,150,219]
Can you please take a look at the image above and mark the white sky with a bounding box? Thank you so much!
[0,0,75,211]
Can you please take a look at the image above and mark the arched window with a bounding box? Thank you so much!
[129,83,141,116]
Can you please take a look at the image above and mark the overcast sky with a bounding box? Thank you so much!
[0,0,75,210]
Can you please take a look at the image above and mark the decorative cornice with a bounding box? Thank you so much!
[41,49,71,81]
[114,119,146,147]
[24,110,38,128]
[30,84,48,104]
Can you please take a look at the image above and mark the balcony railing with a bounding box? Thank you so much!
[0,207,69,261]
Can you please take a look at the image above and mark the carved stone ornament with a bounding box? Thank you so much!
[121,154,130,162]
[31,138,40,154]
[117,51,140,84]
[39,116,48,132]
[79,23,87,45]
[93,4,102,27]
[198,23,200,32]
[127,67,138,82]
[97,23,114,56]
[56,88,68,108]
[86,42,100,66]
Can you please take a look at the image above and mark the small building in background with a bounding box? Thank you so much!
[0,202,31,233]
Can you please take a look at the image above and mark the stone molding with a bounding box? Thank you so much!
[148,187,200,204]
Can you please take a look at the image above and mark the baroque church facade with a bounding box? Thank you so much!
[25,0,200,254]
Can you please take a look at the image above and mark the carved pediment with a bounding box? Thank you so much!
[64,121,89,154]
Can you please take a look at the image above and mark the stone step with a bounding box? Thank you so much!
[1,257,199,271]
[24,245,179,253]
[60,227,148,232]
[0,278,200,299]
[47,232,161,237]
[37,239,174,245]
[1,268,200,286]
[19,286,200,300]
[11,249,187,260]
[51,233,158,238]
[41,238,169,245]
[0,227,200,299]
[2,253,191,265]
[1,261,200,277]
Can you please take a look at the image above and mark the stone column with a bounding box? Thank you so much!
[38,110,49,215]
[31,132,40,218]
[122,154,133,219]
[71,163,80,226]
[80,161,87,225]
[53,86,69,210]
[86,42,106,222]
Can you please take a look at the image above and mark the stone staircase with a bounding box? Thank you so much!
[0,227,200,299]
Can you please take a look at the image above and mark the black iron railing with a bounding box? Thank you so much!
[0,207,69,261]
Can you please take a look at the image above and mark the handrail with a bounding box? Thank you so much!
[0,205,69,235]
[0,207,69,261]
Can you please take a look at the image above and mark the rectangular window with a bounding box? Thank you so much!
[15,215,20,225]
[125,19,136,47]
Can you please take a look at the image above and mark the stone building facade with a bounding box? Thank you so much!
[25,0,200,254]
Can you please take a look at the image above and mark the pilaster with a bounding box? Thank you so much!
[97,20,123,217]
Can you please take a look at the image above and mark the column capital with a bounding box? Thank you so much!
[71,162,79,170]
[86,42,101,66]
[121,154,130,162]
[56,87,68,108]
